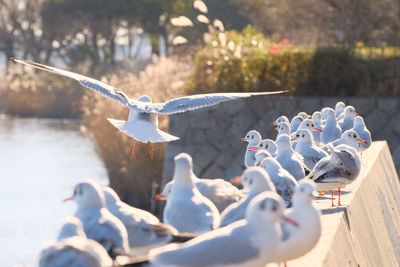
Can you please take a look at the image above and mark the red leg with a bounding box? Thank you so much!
[130,144,135,159]
[331,190,335,207]
[149,143,155,160]
[338,188,341,206]
[284,262,287,267]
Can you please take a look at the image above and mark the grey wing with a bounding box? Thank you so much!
[12,58,144,110]
[152,225,259,267]
[39,244,98,267]
[154,91,286,115]
[220,198,249,226]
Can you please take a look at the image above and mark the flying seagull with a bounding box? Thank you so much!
[11,58,286,146]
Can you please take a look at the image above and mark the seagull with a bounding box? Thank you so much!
[292,129,328,169]
[306,144,361,206]
[275,134,306,181]
[271,115,290,127]
[247,139,278,157]
[322,129,367,152]
[158,162,243,213]
[352,116,371,151]
[38,217,113,267]
[12,58,285,145]
[297,112,311,120]
[335,101,345,118]
[254,150,273,166]
[275,122,291,140]
[321,108,342,144]
[292,118,323,149]
[161,153,220,234]
[290,116,304,133]
[220,167,276,227]
[338,105,357,132]
[64,180,130,258]
[259,158,298,208]
[311,111,323,146]
[275,179,321,262]
[103,187,180,255]
[241,130,262,167]
[148,192,297,267]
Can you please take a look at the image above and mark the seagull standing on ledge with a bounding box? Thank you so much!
[11,58,286,147]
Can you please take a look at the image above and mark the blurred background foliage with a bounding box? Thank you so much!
[1,0,400,208]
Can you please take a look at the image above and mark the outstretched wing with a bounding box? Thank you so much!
[152,91,287,115]
[11,58,144,110]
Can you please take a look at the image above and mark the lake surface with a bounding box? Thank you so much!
[0,116,109,267]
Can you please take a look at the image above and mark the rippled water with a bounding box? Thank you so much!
[0,116,109,267]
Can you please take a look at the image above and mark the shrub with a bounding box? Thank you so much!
[188,26,400,96]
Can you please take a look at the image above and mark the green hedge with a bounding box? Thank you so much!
[187,27,400,96]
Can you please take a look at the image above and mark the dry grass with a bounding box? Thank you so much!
[81,56,192,209]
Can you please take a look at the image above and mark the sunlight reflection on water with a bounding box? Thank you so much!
[0,116,109,267]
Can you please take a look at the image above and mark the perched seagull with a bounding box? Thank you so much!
[338,105,357,132]
[103,187,179,255]
[292,118,323,149]
[335,101,345,118]
[259,158,298,208]
[158,164,243,213]
[320,107,329,121]
[148,192,297,267]
[64,180,130,258]
[311,111,323,146]
[321,108,342,144]
[275,134,306,181]
[292,129,328,169]
[322,129,367,152]
[290,116,304,133]
[352,116,372,151]
[306,144,361,206]
[275,180,321,262]
[248,139,278,157]
[271,115,290,126]
[220,167,276,227]
[161,153,220,234]
[38,217,113,267]
[242,130,262,167]
[12,58,285,145]
[275,122,291,140]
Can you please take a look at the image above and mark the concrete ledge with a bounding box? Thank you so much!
[285,141,400,266]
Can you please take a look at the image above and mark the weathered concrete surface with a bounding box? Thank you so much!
[283,141,400,267]
[163,96,400,181]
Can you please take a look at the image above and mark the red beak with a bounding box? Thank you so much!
[63,196,74,202]
[247,146,259,152]
[152,194,167,201]
[314,127,323,132]
[241,137,248,142]
[356,138,368,144]
[282,215,299,228]
[230,176,243,185]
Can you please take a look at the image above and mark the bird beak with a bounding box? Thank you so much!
[153,194,167,201]
[282,215,299,228]
[356,138,368,144]
[230,176,243,185]
[270,121,277,127]
[314,127,323,132]
[290,136,297,141]
[355,112,359,116]
[63,196,74,202]
[274,126,278,131]
[241,137,248,142]
[247,146,259,152]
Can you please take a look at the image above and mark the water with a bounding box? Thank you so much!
[0,116,109,267]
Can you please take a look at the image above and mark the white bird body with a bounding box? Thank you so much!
[276,135,306,181]
[276,122,291,141]
[104,187,177,255]
[161,176,243,213]
[294,129,328,169]
[335,101,345,118]
[311,111,323,146]
[12,58,285,143]
[242,130,262,167]
[322,129,366,152]
[321,108,342,144]
[163,153,220,234]
[290,116,304,134]
[220,167,276,227]
[338,106,357,132]
[149,192,286,267]
[67,180,130,258]
[352,116,371,151]
[38,217,113,267]
[260,158,298,208]
[276,180,321,262]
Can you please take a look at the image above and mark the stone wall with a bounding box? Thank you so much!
[162,96,400,182]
